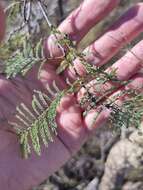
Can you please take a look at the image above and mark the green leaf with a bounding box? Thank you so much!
[10,83,65,158]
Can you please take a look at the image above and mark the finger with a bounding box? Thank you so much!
[85,3,143,67]
[64,3,143,80]
[44,0,120,58]
[84,74,143,131]
[109,40,143,81]
[77,39,143,106]
[0,4,5,42]
[58,0,120,42]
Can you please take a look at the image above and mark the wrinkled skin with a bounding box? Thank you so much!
[0,1,143,189]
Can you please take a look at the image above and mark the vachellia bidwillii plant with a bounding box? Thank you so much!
[0,0,143,159]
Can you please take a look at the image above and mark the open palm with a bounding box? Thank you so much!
[0,1,143,190]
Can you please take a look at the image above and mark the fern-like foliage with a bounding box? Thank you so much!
[9,81,65,158]
[5,37,45,78]
[101,89,143,132]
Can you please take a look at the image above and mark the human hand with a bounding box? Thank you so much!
[0,0,143,190]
